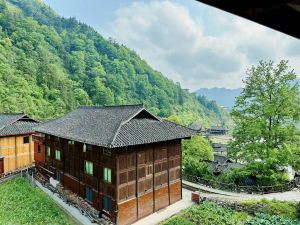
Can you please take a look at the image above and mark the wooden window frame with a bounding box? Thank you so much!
[103,196,111,212]
[54,136,60,141]
[47,146,51,157]
[55,149,61,161]
[84,161,93,175]
[85,186,93,203]
[103,167,112,183]
[23,136,29,144]
[103,148,111,157]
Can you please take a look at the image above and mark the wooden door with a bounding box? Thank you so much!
[0,157,4,174]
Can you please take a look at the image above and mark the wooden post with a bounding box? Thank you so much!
[135,148,139,219]
[15,136,17,170]
[167,143,170,205]
[152,145,155,212]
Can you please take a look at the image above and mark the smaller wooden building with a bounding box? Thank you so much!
[34,104,196,225]
[0,113,38,174]
[207,125,228,135]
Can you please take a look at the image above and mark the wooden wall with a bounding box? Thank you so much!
[39,135,117,222]
[35,135,183,225]
[0,135,34,173]
[116,140,182,225]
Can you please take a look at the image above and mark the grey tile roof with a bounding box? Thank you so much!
[208,126,228,131]
[36,104,197,148]
[112,119,197,147]
[0,113,39,136]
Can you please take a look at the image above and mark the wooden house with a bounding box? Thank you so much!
[34,104,196,225]
[0,113,38,174]
[207,125,228,135]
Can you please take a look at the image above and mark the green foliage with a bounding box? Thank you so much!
[0,177,74,224]
[182,135,214,178]
[183,135,214,161]
[0,0,227,124]
[162,202,249,225]
[229,60,300,185]
[245,213,300,225]
[166,115,183,125]
[162,202,300,225]
[219,168,252,184]
[241,199,298,219]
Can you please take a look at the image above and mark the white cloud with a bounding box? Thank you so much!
[109,1,300,90]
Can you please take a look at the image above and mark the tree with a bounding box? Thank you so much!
[183,135,213,162]
[182,135,214,178]
[229,60,300,184]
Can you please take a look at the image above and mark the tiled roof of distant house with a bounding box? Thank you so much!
[36,104,197,148]
[0,113,38,136]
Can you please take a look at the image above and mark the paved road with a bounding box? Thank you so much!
[183,180,300,202]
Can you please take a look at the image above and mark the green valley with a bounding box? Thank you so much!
[0,0,228,126]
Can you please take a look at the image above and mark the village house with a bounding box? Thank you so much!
[0,113,38,174]
[33,104,196,225]
[207,125,228,135]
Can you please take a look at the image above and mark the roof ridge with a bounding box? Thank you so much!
[77,104,144,109]
[109,107,146,148]
[163,119,201,133]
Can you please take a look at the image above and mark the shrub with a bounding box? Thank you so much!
[162,202,249,225]
[162,216,194,225]
[241,199,298,219]
[245,213,300,225]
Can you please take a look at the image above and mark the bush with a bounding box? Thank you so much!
[245,213,300,225]
[241,199,298,219]
[219,168,252,185]
[161,202,249,225]
[163,216,194,225]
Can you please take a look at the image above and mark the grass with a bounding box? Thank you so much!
[0,176,75,225]
[161,201,300,225]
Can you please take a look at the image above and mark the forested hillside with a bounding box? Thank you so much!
[0,0,228,125]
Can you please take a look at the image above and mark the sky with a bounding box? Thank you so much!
[44,0,300,91]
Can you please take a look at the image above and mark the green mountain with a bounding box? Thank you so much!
[0,0,228,126]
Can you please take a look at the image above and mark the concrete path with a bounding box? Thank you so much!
[132,189,194,225]
[183,180,300,202]
[33,179,94,225]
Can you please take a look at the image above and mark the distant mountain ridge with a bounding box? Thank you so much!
[196,79,300,109]
[196,88,242,109]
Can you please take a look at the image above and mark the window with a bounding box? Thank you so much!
[103,148,111,156]
[47,146,51,157]
[103,196,111,212]
[54,136,60,141]
[85,161,93,175]
[146,165,153,176]
[87,145,93,151]
[47,135,51,140]
[83,144,93,153]
[68,140,74,145]
[55,150,61,160]
[38,145,41,154]
[85,186,93,202]
[23,136,29,144]
[103,167,112,183]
